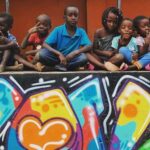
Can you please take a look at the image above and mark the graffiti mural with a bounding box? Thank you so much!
[0,72,150,150]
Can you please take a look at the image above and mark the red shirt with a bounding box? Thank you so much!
[28,32,48,49]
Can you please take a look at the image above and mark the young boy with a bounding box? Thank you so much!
[21,14,51,62]
[34,6,91,71]
[0,12,23,72]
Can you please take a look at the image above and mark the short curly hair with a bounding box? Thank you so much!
[133,16,149,34]
[0,12,13,29]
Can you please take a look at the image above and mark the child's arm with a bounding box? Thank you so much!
[94,49,116,57]
[66,45,92,61]
[0,36,19,51]
[25,49,40,55]
[66,29,92,61]
[21,22,40,49]
[136,36,148,56]
[93,29,116,58]
[43,42,67,65]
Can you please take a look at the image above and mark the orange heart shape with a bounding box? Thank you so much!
[17,116,73,150]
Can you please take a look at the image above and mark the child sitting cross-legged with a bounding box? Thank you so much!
[104,18,139,71]
[21,14,51,63]
[33,6,91,71]
[118,16,150,71]
[0,12,23,72]
[86,7,124,70]
[0,12,44,72]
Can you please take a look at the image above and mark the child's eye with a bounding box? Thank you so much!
[106,19,117,24]
[121,26,125,29]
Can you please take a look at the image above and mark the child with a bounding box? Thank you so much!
[86,7,123,70]
[105,18,139,71]
[34,6,91,71]
[21,14,51,62]
[0,12,43,72]
[0,12,23,72]
[120,16,150,70]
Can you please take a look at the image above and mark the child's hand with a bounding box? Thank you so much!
[58,53,67,65]
[145,32,150,44]
[0,36,8,44]
[28,22,40,34]
[66,50,79,62]
[132,53,138,61]
[104,51,115,57]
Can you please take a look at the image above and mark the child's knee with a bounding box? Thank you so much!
[119,46,129,54]
[115,53,124,61]
[80,53,88,63]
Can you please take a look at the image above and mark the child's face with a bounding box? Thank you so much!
[119,20,134,39]
[64,7,79,27]
[106,12,118,32]
[0,17,10,33]
[138,18,149,37]
[36,18,51,35]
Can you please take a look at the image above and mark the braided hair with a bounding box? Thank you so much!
[102,7,123,32]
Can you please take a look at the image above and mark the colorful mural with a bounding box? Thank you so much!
[0,73,150,150]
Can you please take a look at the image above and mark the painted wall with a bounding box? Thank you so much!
[0,72,150,150]
[86,0,150,40]
[8,0,87,44]
[0,0,150,42]
[0,0,5,12]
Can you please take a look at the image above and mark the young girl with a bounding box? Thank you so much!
[120,16,150,70]
[105,18,139,71]
[21,14,51,62]
[86,7,123,70]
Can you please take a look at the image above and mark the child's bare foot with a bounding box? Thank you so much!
[104,62,120,71]
[120,63,129,71]
[15,64,24,70]
[6,64,24,71]
[0,65,5,72]
[14,60,19,66]
[35,62,45,71]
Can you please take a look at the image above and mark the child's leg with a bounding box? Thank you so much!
[14,54,44,71]
[138,52,150,69]
[109,53,124,66]
[104,53,124,71]
[86,52,106,70]
[104,62,120,71]
[67,53,87,70]
[119,47,132,63]
[34,48,59,66]
[5,64,24,71]
[127,52,150,70]
[0,50,10,72]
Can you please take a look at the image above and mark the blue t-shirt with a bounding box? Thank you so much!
[45,24,91,56]
[7,32,17,42]
[111,35,138,53]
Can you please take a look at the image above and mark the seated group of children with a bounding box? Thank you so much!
[0,6,150,72]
